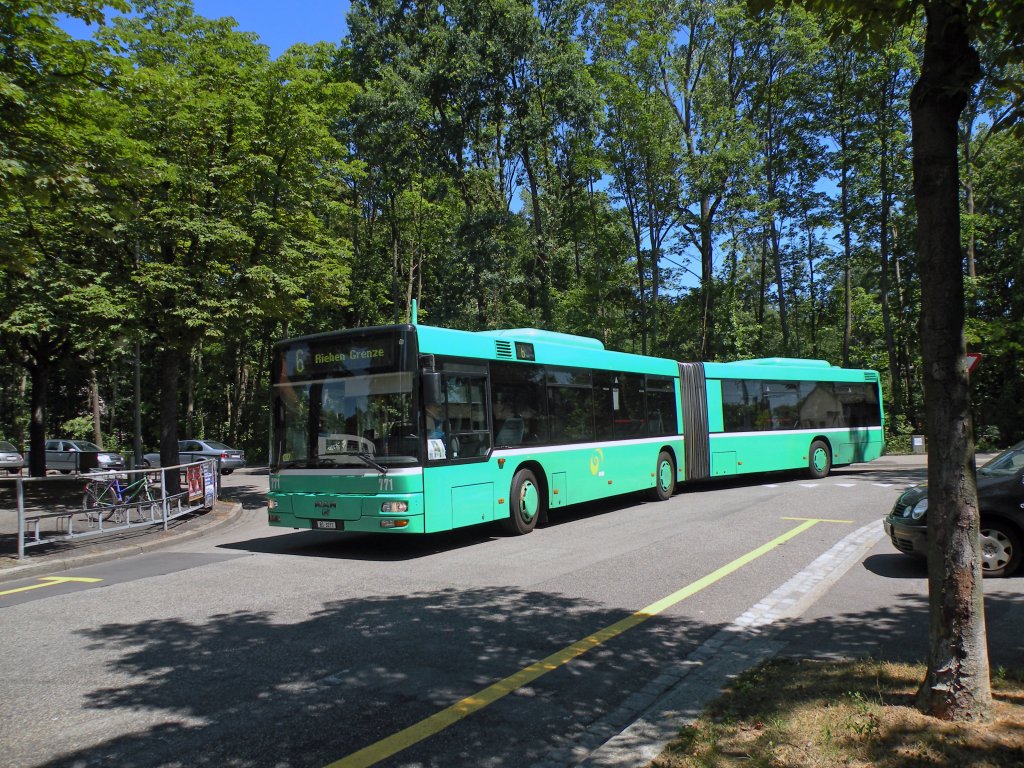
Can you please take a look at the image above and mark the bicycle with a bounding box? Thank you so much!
[82,471,159,525]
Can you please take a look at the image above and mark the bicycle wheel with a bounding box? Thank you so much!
[82,483,117,523]
[129,476,160,520]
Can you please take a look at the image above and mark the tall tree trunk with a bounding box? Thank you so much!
[878,134,904,433]
[390,196,401,325]
[647,202,661,356]
[891,228,917,428]
[757,233,768,350]
[807,226,817,357]
[89,362,102,448]
[26,355,50,478]
[961,112,977,279]
[912,0,990,722]
[160,345,182,494]
[185,350,197,438]
[232,351,250,447]
[633,225,647,356]
[840,133,853,368]
[522,146,550,325]
[133,341,143,469]
[769,218,789,354]
[699,204,715,360]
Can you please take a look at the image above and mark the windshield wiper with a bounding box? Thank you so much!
[355,452,388,475]
[320,451,388,475]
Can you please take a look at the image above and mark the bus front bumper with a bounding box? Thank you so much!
[267,492,425,533]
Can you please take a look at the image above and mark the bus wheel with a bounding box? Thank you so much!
[808,440,831,479]
[502,468,542,535]
[651,451,676,501]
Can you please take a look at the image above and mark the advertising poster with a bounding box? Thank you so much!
[187,465,204,503]
[203,462,215,508]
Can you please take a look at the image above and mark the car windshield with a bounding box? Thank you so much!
[0,441,17,451]
[204,441,231,450]
[978,442,1024,477]
[70,441,101,451]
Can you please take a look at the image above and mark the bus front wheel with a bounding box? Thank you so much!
[651,451,676,501]
[808,440,832,479]
[502,468,542,535]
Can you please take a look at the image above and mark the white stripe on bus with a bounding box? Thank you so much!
[276,467,425,477]
[492,436,682,458]
[709,426,883,439]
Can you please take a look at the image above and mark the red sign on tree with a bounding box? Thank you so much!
[965,353,982,374]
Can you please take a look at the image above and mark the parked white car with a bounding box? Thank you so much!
[0,440,24,475]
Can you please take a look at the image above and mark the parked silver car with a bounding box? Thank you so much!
[45,442,126,473]
[43,440,125,473]
[0,440,24,475]
[143,439,246,474]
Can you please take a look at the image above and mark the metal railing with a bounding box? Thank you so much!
[1,460,220,560]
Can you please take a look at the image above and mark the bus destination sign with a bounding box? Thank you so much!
[288,339,394,377]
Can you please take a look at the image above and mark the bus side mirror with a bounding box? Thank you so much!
[422,371,443,407]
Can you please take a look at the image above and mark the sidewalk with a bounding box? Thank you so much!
[0,485,244,583]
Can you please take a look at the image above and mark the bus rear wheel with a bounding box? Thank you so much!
[808,440,832,479]
[502,468,542,535]
[651,451,675,501]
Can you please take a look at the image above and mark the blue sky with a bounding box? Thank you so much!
[62,1,352,59]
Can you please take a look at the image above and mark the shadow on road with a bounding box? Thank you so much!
[27,578,1024,768]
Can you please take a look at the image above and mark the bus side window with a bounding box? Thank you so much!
[491,361,548,445]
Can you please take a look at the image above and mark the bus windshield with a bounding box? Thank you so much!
[271,330,420,469]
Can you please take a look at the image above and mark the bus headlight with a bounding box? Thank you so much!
[268,498,278,510]
[381,501,408,513]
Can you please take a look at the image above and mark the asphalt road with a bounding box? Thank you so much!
[1,459,1020,768]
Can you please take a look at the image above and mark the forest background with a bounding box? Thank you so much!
[2,0,1022,467]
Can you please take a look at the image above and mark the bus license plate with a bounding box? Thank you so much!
[313,520,341,530]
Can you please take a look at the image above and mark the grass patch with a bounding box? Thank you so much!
[652,658,1024,768]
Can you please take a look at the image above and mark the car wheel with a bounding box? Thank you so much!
[650,450,675,501]
[142,459,152,469]
[979,519,1021,578]
[501,468,543,535]
[221,469,233,475]
[807,440,831,479]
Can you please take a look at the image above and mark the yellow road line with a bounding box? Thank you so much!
[781,516,853,524]
[327,517,839,768]
[0,576,103,597]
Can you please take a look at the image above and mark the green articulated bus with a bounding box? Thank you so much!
[267,322,883,536]
[677,359,884,483]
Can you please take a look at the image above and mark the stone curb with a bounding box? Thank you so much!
[0,500,245,584]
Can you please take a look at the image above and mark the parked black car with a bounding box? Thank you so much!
[883,441,1024,577]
